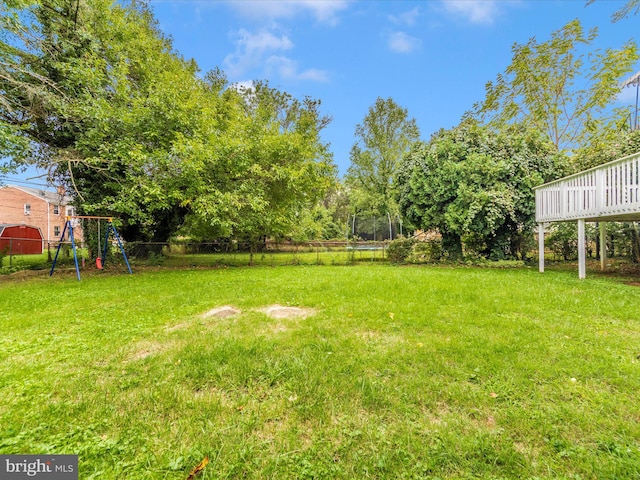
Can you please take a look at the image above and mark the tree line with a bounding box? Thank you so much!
[347,9,639,261]
[2,0,640,261]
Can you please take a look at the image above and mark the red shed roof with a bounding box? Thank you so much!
[0,224,44,238]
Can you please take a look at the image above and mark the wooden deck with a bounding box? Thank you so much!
[535,151,640,278]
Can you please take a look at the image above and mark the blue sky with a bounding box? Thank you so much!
[146,0,639,177]
[4,0,639,186]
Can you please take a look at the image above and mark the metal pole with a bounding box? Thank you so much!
[69,222,81,281]
[49,220,69,277]
[110,223,132,274]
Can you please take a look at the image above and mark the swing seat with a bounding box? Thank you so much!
[96,257,103,270]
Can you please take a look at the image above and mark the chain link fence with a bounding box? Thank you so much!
[0,237,45,268]
[124,240,389,267]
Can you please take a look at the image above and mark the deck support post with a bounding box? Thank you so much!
[538,223,545,273]
[578,219,586,279]
[599,221,607,271]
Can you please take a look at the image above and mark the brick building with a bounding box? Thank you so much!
[0,185,82,244]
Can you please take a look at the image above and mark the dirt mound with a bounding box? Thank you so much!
[202,305,241,318]
[258,304,316,319]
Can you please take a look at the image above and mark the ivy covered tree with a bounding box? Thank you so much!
[396,121,567,260]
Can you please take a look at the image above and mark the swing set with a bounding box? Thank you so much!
[49,216,132,281]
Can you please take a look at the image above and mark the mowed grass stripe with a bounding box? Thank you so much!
[0,265,639,479]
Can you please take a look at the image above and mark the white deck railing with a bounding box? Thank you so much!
[535,151,640,223]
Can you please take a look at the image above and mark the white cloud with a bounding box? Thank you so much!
[389,7,420,27]
[266,56,330,82]
[226,0,349,26]
[440,0,501,25]
[239,29,293,53]
[388,31,421,54]
[223,29,294,78]
[223,28,329,82]
[303,0,349,25]
[229,80,255,93]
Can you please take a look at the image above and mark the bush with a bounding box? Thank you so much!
[547,223,578,260]
[386,237,416,264]
[413,239,444,262]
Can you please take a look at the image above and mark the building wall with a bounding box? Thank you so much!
[0,186,82,243]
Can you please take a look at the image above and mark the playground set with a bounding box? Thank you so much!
[49,216,132,281]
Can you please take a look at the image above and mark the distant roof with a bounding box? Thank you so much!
[5,184,74,205]
[0,224,44,236]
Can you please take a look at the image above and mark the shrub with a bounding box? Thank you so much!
[386,237,416,264]
[413,239,444,262]
[0,246,8,268]
[547,223,578,260]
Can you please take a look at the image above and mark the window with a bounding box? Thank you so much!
[24,203,31,215]
[66,206,75,217]
[53,204,59,215]
[54,226,60,237]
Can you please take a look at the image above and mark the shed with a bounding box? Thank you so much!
[0,224,44,255]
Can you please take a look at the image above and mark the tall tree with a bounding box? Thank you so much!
[345,97,419,219]
[176,81,336,250]
[474,19,638,154]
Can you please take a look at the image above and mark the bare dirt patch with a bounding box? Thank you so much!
[127,341,166,362]
[258,304,316,319]
[202,305,241,318]
[355,330,403,347]
[165,322,191,332]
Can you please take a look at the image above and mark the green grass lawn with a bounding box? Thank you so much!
[156,248,387,268]
[1,264,639,479]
